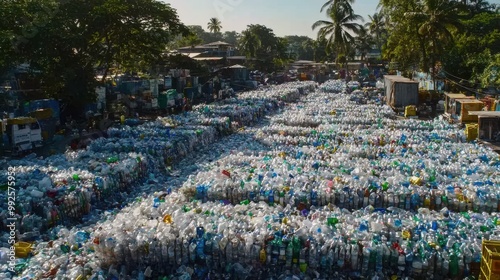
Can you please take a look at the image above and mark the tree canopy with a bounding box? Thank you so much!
[379,0,499,89]
[313,0,363,64]
[238,24,289,72]
[207,18,222,33]
[1,0,188,109]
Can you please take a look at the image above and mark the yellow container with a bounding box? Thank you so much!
[405,105,417,117]
[14,242,33,258]
[29,108,53,120]
[480,240,500,280]
[7,117,37,125]
[466,123,479,141]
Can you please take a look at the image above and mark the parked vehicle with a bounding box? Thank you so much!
[1,117,42,156]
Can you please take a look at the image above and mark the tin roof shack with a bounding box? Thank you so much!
[454,99,485,124]
[444,93,474,115]
[384,75,419,109]
[468,111,500,142]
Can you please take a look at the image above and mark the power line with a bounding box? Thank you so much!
[443,77,483,95]
[441,69,478,86]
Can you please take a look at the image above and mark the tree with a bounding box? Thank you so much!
[380,0,428,73]
[187,25,223,43]
[168,32,203,49]
[312,0,363,66]
[238,24,287,72]
[463,0,496,15]
[207,17,222,33]
[320,0,354,13]
[365,12,386,52]
[353,26,374,61]
[443,11,500,87]
[223,31,240,46]
[299,37,318,61]
[1,0,188,113]
[238,30,261,58]
[411,0,463,76]
[478,52,499,88]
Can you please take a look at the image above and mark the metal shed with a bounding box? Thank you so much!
[384,75,419,108]
[468,111,500,141]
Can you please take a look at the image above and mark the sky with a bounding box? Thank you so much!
[165,0,381,38]
[164,0,500,39]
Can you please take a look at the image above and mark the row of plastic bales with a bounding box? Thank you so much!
[0,152,149,236]
[4,80,499,279]
[177,89,499,215]
[0,82,316,238]
[61,190,499,280]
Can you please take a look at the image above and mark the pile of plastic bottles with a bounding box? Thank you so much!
[0,82,315,239]
[3,80,500,279]
[87,197,499,280]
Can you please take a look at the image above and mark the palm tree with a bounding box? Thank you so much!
[406,0,462,85]
[417,0,462,67]
[302,39,319,61]
[207,18,222,33]
[238,30,261,58]
[354,26,374,61]
[312,1,363,66]
[365,12,386,52]
[320,0,354,13]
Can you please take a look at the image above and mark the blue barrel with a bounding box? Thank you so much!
[29,100,45,111]
[45,99,60,120]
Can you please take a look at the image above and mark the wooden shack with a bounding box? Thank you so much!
[454,99,485,123]
[444,93,474,115]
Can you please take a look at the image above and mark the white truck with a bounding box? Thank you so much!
[2,117,43,156]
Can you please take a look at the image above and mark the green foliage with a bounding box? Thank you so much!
[285,36,311,61]
[312,0,363,64]
[380,0,464,72]
[443,11,500,83]
[222,31,240,46]
[1,0,188,109]
[353,26,375,61]
[365,12,387,51]
[478,53,499,87]
[238,30,261,58]
[207,17,222,33]
[238,24,288,72]
[190,26,223,44]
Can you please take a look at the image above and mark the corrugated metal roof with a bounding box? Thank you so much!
[193,57,223,61]
[455,99,483,104]
[444,93,471,99]
[384,75,418,83]
[468,111,500,117]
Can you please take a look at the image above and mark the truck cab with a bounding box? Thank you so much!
[3,117,43,155]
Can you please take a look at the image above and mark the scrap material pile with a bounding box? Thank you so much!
[1,80,500,279]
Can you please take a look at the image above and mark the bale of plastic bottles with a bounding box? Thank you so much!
[2,80,499,280]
